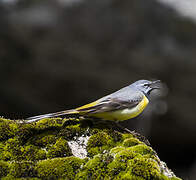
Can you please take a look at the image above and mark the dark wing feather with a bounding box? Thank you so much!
[77,96,143,114]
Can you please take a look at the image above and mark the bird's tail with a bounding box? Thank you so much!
[26,109,79,123]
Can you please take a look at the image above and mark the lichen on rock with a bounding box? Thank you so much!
[0,117,181,179]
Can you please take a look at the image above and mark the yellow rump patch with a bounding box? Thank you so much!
[76,100,99,111]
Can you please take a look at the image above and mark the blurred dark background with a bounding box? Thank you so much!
[0,0,196,179]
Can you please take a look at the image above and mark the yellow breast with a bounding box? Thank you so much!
[91,95,149,121]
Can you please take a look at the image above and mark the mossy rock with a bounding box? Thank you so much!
[35,157,85,179]
[9,161,36,178]
[0,117,181,179]
[0,160,9,178]
[47,138,72,158]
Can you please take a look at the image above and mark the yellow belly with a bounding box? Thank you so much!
[90,95,149,121]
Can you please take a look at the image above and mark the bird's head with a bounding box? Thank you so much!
[129,79,161,96]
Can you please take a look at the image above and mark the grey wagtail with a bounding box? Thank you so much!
[26,80,161,123]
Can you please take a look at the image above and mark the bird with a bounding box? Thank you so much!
[26,79,161,123]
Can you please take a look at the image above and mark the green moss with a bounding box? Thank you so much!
[2,139,46,161]
[66,124,81,133]
[77,147,142,179]
[87,132,114,157]
[0,118,14,141]
[30,133,57,147]
[122,133,134,140]
[0,142,4,159]
[78,144,175,180]
[0,117,181,180]
[21,145,46,161]
[76,154,113,179]
[9,161,36,178]
[0,118,34,143]
[8,123,18,134]
[110,131,123,142]
[47,138,72,158]
[2,177,40,180]
[107,147,139,177]
[123,137,142,147]
[34,118,66,130]
[35,157,85,179]
[0,160,9,178]
[129,144,155,156]
[2,138,22,161]
[110,146,125,154]
[121,173,144,180]
[13,123,35,143]
[128,157,161,179]
[58,123,83,140]
[114,147,139,162]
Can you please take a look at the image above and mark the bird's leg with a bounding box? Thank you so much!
[114,121,133,133]
[114,121,151,146]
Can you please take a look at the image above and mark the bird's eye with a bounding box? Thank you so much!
[143,83,149,87]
